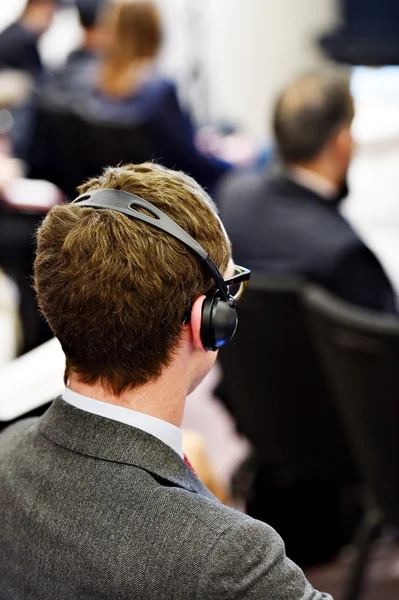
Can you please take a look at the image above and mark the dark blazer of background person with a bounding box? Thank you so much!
[58,69,233,195]
[0,23,42,77]
[0,0,55,80]
[0,397,331,600]
[219,71,397,314]
[219,168,397,313]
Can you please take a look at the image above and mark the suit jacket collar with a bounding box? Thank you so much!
[39,397,214,499]
[265,166,348,208]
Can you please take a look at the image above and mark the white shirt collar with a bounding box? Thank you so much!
[62,387,183,458]
[288,166,338,200]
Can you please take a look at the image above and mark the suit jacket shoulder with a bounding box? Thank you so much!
[219,169,353,270]
[153,486,329,599]
[0,399,332,599]
[219,169,397,312]
[0,23,42,76]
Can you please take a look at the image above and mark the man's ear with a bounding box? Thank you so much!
[333,126,353,161]
[189,295,207,352]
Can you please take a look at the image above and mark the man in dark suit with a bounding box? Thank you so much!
[217,72,397,569]
[0,163,331,599]
[219,72,397,313]
[0,0,55,80]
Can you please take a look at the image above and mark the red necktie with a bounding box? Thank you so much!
[184,454,197,476]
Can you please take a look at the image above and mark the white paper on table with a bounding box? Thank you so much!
[0,338,65,421]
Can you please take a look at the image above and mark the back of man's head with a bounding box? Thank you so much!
[273,71,354,164]
[34,163,230,395]
[76,0,105,29]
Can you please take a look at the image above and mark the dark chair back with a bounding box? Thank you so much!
[32,96,86,198]
[304,286,399,525]
[32,93,153,198]
[218,274,356,483]
[83,117,154,185]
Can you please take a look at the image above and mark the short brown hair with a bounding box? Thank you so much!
[273,72,354,163]
[34,163,230,395]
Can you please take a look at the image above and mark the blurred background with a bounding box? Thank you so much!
[1,1,399,598]
[0,0,340,136]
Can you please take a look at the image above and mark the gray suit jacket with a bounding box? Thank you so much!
[0,397,332,599]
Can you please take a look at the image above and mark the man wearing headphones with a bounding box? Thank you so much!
[0,163,331,599]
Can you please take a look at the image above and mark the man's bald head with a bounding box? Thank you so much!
[273,72,354,164]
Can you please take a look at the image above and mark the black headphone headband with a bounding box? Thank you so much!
[73,188,230,301]
[72,187,238,351]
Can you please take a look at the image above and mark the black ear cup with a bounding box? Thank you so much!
[201,292,238,351]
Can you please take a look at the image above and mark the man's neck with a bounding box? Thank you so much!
[19,13,45,36]
[68,365,189,428]
[288,164,339,200]
[83,30,100,53]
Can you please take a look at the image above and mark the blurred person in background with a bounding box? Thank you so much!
[0,70,60,355]
[0,0,56,80]
[30,0,234,196]
[63,0,106,73]
[95,0,235,193]
[219,71,397,313]
[217,71,397,568]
